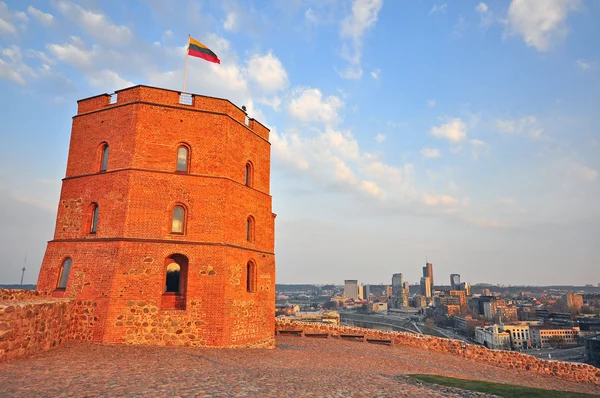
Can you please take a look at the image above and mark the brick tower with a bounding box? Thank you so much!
[36,85,276,348]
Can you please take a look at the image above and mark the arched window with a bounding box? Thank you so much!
[165,261,181,293]
[176,145,189,172]
[99,143,109,172]
[246,261,257,293]
[171,205,185,234]
[90,204,99,234]
[57,258,72,289]
[246,216,255,242]
[245,162,253,187]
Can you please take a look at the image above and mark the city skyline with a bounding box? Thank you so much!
[0,1,599,286]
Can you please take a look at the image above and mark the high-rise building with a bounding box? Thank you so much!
[392,273,403,308]
[450,274,461,290]
[358,284,364,300]
[344,280,359,300]
[420,276,431,298]
[402,281,410,307]
[422,262,434,293]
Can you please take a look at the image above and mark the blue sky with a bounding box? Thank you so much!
[0,0,599,286]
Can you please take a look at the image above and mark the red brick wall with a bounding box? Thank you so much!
[37,85,275,347]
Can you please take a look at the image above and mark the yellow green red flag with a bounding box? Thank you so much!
[187,37,220,64]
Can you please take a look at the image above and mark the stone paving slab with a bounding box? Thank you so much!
[0,336,598,397]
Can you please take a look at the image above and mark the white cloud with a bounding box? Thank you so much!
[475,2,495,29]
[476,3,489,14]
[427,99,436,108]
[495,116,544,139]
[375,133,386,143]
[0,1,28,35]
[431,118,467,143]
[0,45,34,84]
[429,4,447,15]
[339,0,383,79]
[27,6,53,26]
[46,37,94,69]
[505,0,580,52]
[421,148,442,159]
[566,162,598,182]
[246,51,289,93]
[576,59,593,71]
[423,193,459,207]
[54,0,132,46]
[452,15,467,38]
[305,8,318,24]
[87,70,133,91]
[288,88,344,125]
[469,139,490,160]
[223,12,238,31]
[370,69,381,79]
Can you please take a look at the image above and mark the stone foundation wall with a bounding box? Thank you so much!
[275,319,600,386]
[106,299,273,348]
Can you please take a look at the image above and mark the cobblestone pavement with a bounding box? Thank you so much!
[1,336,599,397]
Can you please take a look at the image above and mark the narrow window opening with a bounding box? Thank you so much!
[172,205,185,234]
[90,204,99,234]
[245,162,253,187]
[177,146,189,172]
[100,144,109,172]
[246,216,254,242]
[109,93,118,104]
[246,261,257,293]
[57,258,72,289]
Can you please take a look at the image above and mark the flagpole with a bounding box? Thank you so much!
[183,35,190,92]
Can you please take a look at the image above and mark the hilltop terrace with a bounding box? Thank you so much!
[1,335,599,397]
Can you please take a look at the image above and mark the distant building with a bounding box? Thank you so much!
[413,294,427,308]
[585,333,600,367]
[422,262,434,292]
[343,280,359,300]
[371,302,388,312]
[449,290,467,307]
[561,293,583,311]
[455,315,485,332]
[530,327,580,348]
[392,273,404,308]
[358,284,364,300]
[436,294,462,307]
[459,282,471,296]
[450,274,461,290]
[500,324,531,349]
[475,325,511,350]
[420,276,431,299]
[482,288,491,296]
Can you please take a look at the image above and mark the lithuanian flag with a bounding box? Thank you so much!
[188,37,220,64]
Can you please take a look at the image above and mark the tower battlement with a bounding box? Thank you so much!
[76,85,269,140]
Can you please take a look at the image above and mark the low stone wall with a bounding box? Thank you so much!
[0,296,75,362]
[276,319,600,386]
[0,289,50,301]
